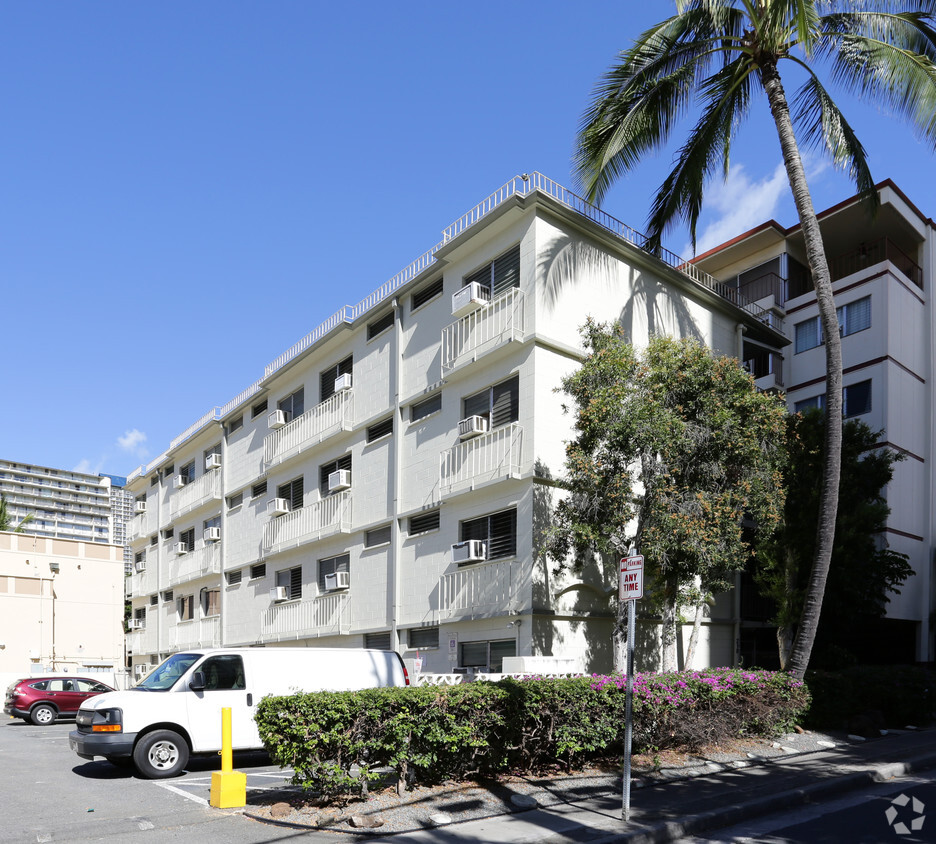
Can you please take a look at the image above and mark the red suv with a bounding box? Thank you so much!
[4,677,114,725]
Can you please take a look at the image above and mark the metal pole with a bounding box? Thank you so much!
[622,598,635,822]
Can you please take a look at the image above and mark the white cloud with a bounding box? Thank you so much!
[73,459,93,474]
[118,428,148,455]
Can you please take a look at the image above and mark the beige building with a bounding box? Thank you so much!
[0,531,125,678]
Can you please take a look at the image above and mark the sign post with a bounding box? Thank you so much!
[620,554,643,823]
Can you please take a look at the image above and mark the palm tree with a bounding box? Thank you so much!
[0,494,34,533]
[575,1,936,678]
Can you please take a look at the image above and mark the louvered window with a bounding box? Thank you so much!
[179,528,195,551]
[250,563,266,579]
[252,399,268,418]
[463,375,519,429]
[277,477,304,510]
[178,461,195,486]
[318,553,350,592]
[365,525,391,547]
[226,570,242,586]
[227,492,244,509]
[367,417,393,442]
[409,510,440,534]
[840,297,871,336]
[364,631,392,651]
[464,244,520,297]
[368,310,394,339]
[321,356,353,402]
[278,387,305,422]
[162,590,173,602]
[252,481,267,498]
[411,394,441,422]
[460,509,516,560]
[412,278,443,310]
[276,566,302,600]
[409,627,439,649]
[319,454,352,495]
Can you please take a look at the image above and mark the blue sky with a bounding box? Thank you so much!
[2,2,933,478]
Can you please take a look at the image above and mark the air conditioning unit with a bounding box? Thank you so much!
[334,373,353,393]
[130,619,144,630]
[133,664,148,678]
[324,570,350,591]
[203,527,221,543]
[452,539,487,563]
[174,541,189,556]
[269,497,291,516]
[135,501,147,513]
[268,409,287,429]
[270,586,289,602]
[328,469,352,492]
[458,415,489,439]
[173,475,186,489]
[134,560,146,573]
[452,281,491,316]
[205,453,222,470]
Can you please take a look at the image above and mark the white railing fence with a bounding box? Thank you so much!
[262,492,352,554]
[441,288,525,373]
[263,391,354,466]
[440,423,522,494]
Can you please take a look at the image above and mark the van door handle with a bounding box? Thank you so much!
[247,693,252,706]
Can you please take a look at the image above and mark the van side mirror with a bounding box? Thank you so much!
[189,671,206,691]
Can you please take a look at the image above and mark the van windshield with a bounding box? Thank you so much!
[134,653,201,691]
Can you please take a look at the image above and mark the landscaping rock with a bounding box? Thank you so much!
[429,812,453,826]
[270,802,293,819]
[349,814,385,829]
[511,793,539,809]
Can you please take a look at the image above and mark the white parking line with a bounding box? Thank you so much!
[153,781,210,806]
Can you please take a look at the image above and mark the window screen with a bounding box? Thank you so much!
[460,509,517,560]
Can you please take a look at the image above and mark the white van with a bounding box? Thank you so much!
[68,647,409,778]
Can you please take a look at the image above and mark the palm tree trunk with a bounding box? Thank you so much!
[759,59,843,680]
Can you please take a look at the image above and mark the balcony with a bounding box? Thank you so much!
[438,558,522,620]
[129,513,153,542]
[170,469,222,520]
[169,543,221,587]
[128,567,157,597]
[173,616,221,651]
[126,626,158,656]
[744,350,784,391]
[259,591,351,642]
[441,288,525,375]
[262,491,352,556]
[264,391,354,468]
[440,423,523,496]
[830,237,922,289]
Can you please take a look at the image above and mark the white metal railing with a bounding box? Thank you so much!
[262,491,352,555]
[173,616,221,651]
[264,307,355,377]
[263,391,354,467]
[438,558,520,618]
[170,468,222,519]
[126,627,157,655]
[128,568,157,598]
[219,378,264,419]
[411,672,583,685]
[441,288,525,374]
[440,423,523,495]
[259,591,351,641]
[128,513,151,542]
[170,409,221,451]
[169,543,221,587]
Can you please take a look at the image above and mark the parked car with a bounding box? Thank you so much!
[5,677,115,726]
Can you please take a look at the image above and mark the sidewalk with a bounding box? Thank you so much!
[243,727,936,842]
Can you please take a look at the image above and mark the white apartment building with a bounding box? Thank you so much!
[695,181,936,665]
[124,174,786,678]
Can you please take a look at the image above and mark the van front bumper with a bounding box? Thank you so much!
[69,729,137,760]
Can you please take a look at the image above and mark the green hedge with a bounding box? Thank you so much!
[255,668,807,798]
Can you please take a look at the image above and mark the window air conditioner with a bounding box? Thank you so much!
[134,560,146,573]
[452,539,487,564]
[268,409,287,429]
[133,664,147,677]
[270,586,289,602]
[173,475,186,489]
[174,542,189,556]
[334,373,353,393]
[452,281,491,317]
[203,527,221,543]
[130,619,144,630]
[328,469,352,492]
[324,570,350,591]
[205,453,222,470]
[135,501,147,513]
[269,497,291,516]
[458,415,489,439]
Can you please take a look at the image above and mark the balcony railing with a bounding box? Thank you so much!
[262,491,352,556]
[128,567,157,597]
[736,272,787,307]
[173,616,221,651]
[745,351,784,390]
[126,627,158,655]
[129,513,153,542]
[829,237,922,289]
[169,543,221,587]
[259,591,351,642]
[439,558,522,619]
[263,391,354,468]
[440,423,523,496]
[170,469,222,520]
[441,288,525,375]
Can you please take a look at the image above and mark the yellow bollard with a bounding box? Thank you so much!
[209,707,246,809]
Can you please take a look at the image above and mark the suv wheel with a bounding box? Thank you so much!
[133,730,189,779]
[30,704,57,726]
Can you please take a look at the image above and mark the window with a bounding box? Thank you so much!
[226,569,242,586]
[178,595,195,621]
[133,607,146,627]
[252,399,268,418]
[163,464,175,477]
[460,639,516,672]
[844,380,872,417]
[460,509,516,561]
[321,356,353,402]
[278,387,305,423]
[162,590,173,602]
[202,588,220,617]
[364,631,392,651]
[840,297,871,337]
[365,525,392,547]
[367,310,394,340]
[149,594,158,606]
[150,535,158,547]
[252,481,267,498]
[318,553,350,592]
[204,444,221,463]
[162,528,174,541]
[411,394,441,422]
[411,277,443,310]
[464,243,520,297]
[409,510,440,535]
[204,515,220,532]
[179,527,195,553]
[199,654,245,690]
[150,475,158,487]
[794,317,822,353]
[134,551,145,564]
[320,455,352,495]
[228,415,243,434]
[276,566,302,600]
[409,627,439,649]
[367,417,393,442]
[178,461,195,486]
[462,375,519,428]
[250,563,267,579]
[227,491,244,509]
[277,477,304,510]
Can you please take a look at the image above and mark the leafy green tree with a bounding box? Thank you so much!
[0,494,33,533]
[547,323,787,671]
[756,409,912,668]
[574,1,936,678]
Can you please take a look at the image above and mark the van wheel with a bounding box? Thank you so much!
[133,730,189,779]
[30,704,56,726]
